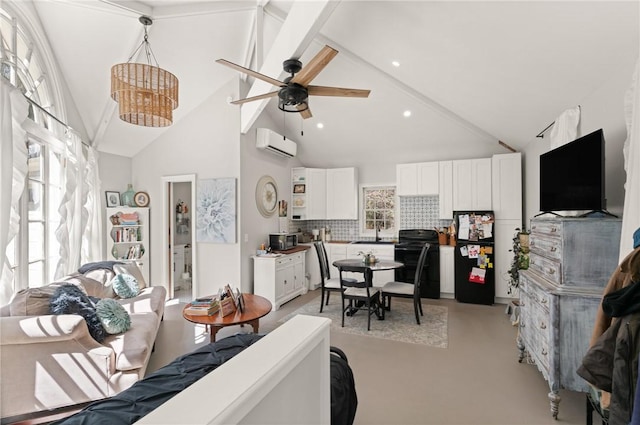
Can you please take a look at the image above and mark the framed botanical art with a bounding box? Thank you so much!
[196,178,236,243]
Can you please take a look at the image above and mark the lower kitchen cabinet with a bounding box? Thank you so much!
[439,246,454,295]
[253,251,306,311]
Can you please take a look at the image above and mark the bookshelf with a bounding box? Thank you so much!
[106,207,150,283]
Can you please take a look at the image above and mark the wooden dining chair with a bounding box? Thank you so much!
[339,265,381,331]
[381,243,430,324]
[314,241,355,313]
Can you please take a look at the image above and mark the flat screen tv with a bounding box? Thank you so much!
[539,128,605,213]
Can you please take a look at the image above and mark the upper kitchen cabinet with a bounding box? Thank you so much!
[292,167,358,220]
[439,161,453,220]
[326,167,358,219]
[292,167,326,220]
[452,158,492,211]
[396,162,439,196]
[491,153,522,220]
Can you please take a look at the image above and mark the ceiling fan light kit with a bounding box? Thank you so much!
[111,16,179,127]
[217,45,370,119]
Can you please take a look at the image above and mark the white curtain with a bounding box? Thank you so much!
[81,146,103,265]
[54,131,82,278]
[620,58,640,260]
[0,80,29,305]
[550,106,581,149]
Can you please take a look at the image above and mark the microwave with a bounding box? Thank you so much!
[269,233,298,251]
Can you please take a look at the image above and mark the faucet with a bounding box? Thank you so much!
[375,224,382,242]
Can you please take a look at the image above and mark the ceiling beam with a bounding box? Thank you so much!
[238,0,340,134]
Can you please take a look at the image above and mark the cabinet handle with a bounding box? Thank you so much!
[540,322,546,329]
[551,227,558,233]
[550,247,557,252]
[541,348,547,356]
[540,298,547,304]
[547,268,555,275]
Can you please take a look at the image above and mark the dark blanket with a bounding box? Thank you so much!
[51,333,263,425]
[77,261,123,274]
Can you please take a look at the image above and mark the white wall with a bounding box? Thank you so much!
[240,114,303,293]
[128,78,241,296]
[522,58,636,227]
[97,152,132,258]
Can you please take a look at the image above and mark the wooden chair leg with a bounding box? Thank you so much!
[586,394,593,425]
[366,299,371,331]
[320,288,325,313]
[414,299,421,325]
[341,296,346,327]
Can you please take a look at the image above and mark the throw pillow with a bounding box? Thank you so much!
[113,262,147,289]
[96,298,131,334]
[111,273,140,299]
[49,284,106,343]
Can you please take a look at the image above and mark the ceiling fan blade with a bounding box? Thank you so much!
[291,45,338,86]
[230,91,279,105]
[298,104,313,119]
[216,59,284,87]
[308,85,371,98]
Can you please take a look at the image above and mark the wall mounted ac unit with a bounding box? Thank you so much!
[256,128,297,158]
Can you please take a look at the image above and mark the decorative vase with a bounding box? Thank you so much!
[121,184,136,207]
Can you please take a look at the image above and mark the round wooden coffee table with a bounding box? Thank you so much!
[182,293,272,342]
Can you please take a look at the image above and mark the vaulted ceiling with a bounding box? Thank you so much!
[29,0,639,167]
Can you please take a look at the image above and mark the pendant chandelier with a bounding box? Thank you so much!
[111,16,179,127]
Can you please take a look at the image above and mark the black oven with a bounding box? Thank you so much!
[394,229,440,299]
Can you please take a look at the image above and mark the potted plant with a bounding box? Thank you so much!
[507,228,530,296]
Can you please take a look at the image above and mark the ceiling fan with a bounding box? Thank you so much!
[216,45,370,119]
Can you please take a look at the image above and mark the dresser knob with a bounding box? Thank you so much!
[541,348,548,356]
[540,322,546,329]
[550,247,557,252]
[551,227,558,232]
[541,298,547,304]
[547,269,555,274]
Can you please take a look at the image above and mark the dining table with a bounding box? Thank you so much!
[332,258,404,319]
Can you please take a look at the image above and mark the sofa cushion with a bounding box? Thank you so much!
[82,268,117,287]
[8,275,96,317]
[102,313,158,371]
[96,298,131,334]
[49,284,106,343]
[117,286,166,317]
[113,262,147,289]
[111,274,139,299]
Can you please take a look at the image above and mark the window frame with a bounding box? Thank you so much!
[359,184,398,238]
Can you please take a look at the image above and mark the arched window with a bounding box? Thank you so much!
[1,2,72,294]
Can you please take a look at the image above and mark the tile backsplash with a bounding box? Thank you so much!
[288,195,451,241]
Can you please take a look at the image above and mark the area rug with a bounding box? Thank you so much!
[279,297,448,348]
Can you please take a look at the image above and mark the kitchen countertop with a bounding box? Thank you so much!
[270,245,311,255]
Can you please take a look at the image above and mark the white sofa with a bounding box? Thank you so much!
[0,262,166,419]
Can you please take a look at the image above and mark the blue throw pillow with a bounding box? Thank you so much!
[49,284,106,343]
[96,299,131,334]
[111,273,139,299]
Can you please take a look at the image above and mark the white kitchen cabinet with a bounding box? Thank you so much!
[253,251,306,311]
[326,243,347,282]
[345,244,395,286]
[452,158,492,211]
[438,161,453,220]
[292,167,357,220]
[326,167,358,219]
[439,245,455,296]
[396,162,439,196]
[492,153,522,220]
[291,167,326,220]
[106,207,150,283]
[302,243,322,290]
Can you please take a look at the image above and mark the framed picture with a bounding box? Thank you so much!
[106,191,120,207]
[134,191,150,207]
[293,184,306,194]
[197,178,237,243]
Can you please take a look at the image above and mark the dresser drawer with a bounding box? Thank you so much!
[529,253,561,285]
[529,234,562,261]
[520,278,552,377]
[530,220,563,239]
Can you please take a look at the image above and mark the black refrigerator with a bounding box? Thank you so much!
[453,211,495,305]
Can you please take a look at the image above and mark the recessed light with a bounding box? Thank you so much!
[392,61,400,67]
[316,123,324,129]
[403,110,411,117]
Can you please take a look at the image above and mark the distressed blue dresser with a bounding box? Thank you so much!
[517,216,622,419]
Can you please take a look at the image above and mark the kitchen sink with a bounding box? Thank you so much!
[350,241,395,245]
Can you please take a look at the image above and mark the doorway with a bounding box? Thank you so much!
[162,174,197,302]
